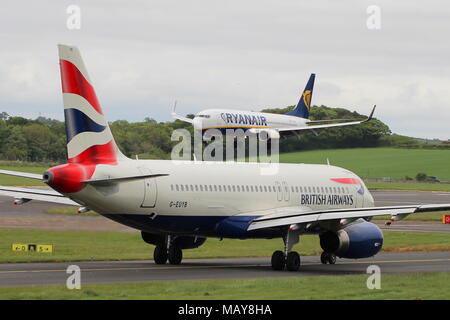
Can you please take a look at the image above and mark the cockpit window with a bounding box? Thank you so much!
[197,114,210,118]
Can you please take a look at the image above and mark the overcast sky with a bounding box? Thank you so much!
[1,0,449,139]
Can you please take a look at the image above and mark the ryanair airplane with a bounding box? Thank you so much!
[172,73,376,139]
[0,45,447,271]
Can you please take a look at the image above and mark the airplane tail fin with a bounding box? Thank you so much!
[285,73,315,119]
[58,44,125,164]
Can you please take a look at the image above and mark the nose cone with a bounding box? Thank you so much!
[365,190,375,207]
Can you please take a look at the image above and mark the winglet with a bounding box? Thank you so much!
[367,105,376,121]
[171,101,193,123]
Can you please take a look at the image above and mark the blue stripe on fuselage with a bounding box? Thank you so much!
[101,214,281,239]
[64,108,106,143]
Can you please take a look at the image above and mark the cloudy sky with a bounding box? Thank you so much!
[1,0,449,139]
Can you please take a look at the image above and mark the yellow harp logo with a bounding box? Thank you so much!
[303,90,312,111]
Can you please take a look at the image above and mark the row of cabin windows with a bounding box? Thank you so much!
[170,184,350,194]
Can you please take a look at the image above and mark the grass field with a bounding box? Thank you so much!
[1,272,449,299]
[280,147,450,181]
[1,228,450,263]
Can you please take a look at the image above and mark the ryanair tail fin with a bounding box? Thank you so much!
[285,73,315,119]
[58,44,126,164]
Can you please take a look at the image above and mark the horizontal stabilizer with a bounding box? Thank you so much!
[0,169,43,180]
[83,173,169,185]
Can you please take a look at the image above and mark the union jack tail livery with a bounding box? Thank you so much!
[58,44,124,165]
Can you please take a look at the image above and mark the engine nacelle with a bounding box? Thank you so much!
[319,221,383,259]
[141,232,206,249]
[248,128,280,141]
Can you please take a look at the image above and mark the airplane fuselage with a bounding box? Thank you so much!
[65,159,374,238]
[193,109,308,132]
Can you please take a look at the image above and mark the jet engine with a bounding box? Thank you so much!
[248,128,280,141]
[319,220,383,259]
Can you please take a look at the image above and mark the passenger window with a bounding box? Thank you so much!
[232,185,236,192]
[180,185,184,191]
[170,184,174,191]
[176,184,179,191]
[237,186,240,192]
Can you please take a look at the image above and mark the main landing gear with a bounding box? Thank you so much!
[320,252,336,265]
[153,236,183,265]
[271,229,301,271]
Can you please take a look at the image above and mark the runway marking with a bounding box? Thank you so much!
[0,258,449,275]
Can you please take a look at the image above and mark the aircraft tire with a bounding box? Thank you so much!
[327,253,336,265]
[154,245,168,264]
[286,251,300,271]
[320,252,328,264]
[168,246,183,265]
[271,250,285,270]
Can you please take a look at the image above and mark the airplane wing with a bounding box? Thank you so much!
[0,186,79,206]
[246,203,450,231]
[279,105,376,133]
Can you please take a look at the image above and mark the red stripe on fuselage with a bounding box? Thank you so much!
[59,59,103,115]
[330,178,361,184]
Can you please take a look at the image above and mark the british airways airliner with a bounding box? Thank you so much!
[172,74,376,140]
[0,45,447,271]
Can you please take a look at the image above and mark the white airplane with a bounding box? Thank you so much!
[0,45,448,271]
[172,73,376,139]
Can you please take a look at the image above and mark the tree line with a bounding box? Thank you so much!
[0,105,443,163]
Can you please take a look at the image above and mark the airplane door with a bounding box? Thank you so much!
[139,167,157,208]
[275,181,282,201]
[282,181,290,202]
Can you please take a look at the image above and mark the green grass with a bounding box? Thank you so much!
[1,228,449,263]
[1,273,449,299]
[280,147,450,181]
